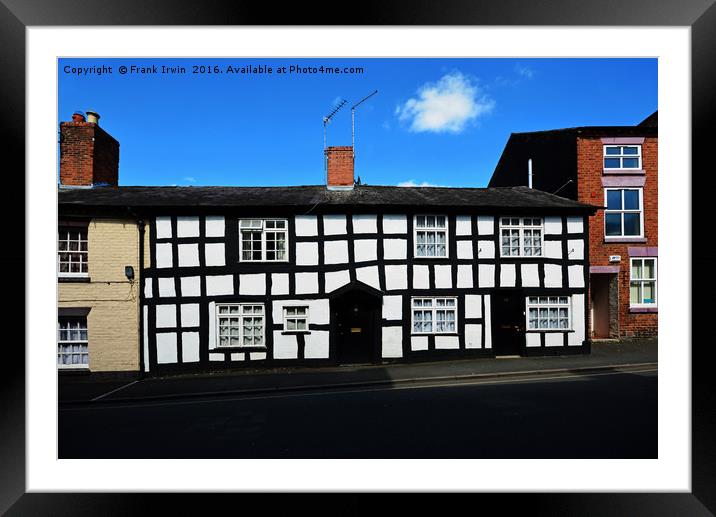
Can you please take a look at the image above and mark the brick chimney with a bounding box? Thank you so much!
[325,146,354,190]
[59,110,119,187]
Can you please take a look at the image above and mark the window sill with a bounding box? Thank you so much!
[281,331,311,335]
[58,366,91,373]
[526,329,575,333]
[212,346,268,352]
[58,276,91,283]
[629,307,658,313]
[410,333,459,337]
[604,237,647,243]
[603,169,645,175]
[413,256,450,260]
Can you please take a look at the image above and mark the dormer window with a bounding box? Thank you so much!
[604,145,641,170]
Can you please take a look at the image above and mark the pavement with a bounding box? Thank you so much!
[58,338,657,405]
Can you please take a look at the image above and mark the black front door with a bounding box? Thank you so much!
[492,291,526,355]
[332,288,381,364]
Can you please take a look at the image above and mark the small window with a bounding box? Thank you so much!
[527,296,571,330]
[216,304,265,347]
[58,316,89,368]
[604,145,641,170]
[58,226,88,276]
[239,219,288,262]
[500,217,543,257]
[604,188,643,237]
[412,297,457,334]
[630,258,657,307]
[283,306,309,332]
[414,215,448,257]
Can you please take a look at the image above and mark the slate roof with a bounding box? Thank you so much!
[58,185,597,214]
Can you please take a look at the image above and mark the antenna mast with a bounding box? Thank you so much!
[351,90,378,174]
[322,99,348,182]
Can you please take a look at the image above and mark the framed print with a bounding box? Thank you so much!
[2,0,713,514]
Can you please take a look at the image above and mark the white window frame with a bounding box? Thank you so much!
[499,217,544,257]
[215,303,266,348]
[526,296,572,331]
[603,144,642,170]
[604,188,644,238]
[238,219,289,262]
[411,297,458,335]
[57,226,89,278]
[413,214,449,258]
[630,257,658,308]
[57,316,89,369]
[283,305,310,332]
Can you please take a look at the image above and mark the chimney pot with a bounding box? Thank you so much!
[71,111,86,123]
[86,110,100,124]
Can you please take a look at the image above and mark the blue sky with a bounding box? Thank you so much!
[58,58,657,188]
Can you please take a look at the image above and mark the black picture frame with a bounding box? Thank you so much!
[2,1,711,514]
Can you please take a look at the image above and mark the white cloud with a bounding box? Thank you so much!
[183,176,197,183]
[397,180,448,187]
[395,72,494,134]
[514,63,535,79]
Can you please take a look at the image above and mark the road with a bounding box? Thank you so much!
[59,368,657,458]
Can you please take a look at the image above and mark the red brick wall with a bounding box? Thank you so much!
[326,146,354,187]
[577,136,658,338]
[60,122,119,186]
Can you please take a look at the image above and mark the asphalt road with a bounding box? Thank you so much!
[59,368,657,459]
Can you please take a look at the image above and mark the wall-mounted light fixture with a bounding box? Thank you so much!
[125,265,135,280]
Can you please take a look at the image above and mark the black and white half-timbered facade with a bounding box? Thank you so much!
[59,153,598,374]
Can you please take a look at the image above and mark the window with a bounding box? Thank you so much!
[58,226,88,276]
[216,304,265,347]
[239,219,288,262]
[414,215,448,257]
[57,316,89,368]
[412,297,457,334]
[604,188,643,237]
[500,217,543,257]
[604,145,641,170]
[527,296,571,330]
[630,258,657,306]
[283,306,309,332]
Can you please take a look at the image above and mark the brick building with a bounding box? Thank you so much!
[488,111,658,339]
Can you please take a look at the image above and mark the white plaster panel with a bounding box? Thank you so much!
[456,215,472,236]
[182,332,200,363]
[206,275,234,296]
[413,265,430,289]
[324,270,350,293]
[356,266,380,290]
[324,240,349,264]
[567,216,583,234]
[209,353,224,362]
[304,331,329,359]
[545,240,562,259]
[381,327,403,358]
[208,301,216,349]
[477,216,494,235]
[180,303,200,327]
[411,336,429,351]
[180,276,200,297]
[457,240,473,259]
[323,215,347,235]
[156,304,176,328]
[435,335,459,350]
[178,243,200,267]
[143,306,149,372]
[568,265,585,288]
[544,216,563,234]
[156,242,173,268]
[545,333,564,347]
[568,239,584,260]
[205,215,225,237]
[465,294,482,319]
[353,214,377,234]
[384,238,407,260]
[156,332,177,364]
[272,332,298,359]
[271,273,289,295]
[177,216,200,237]
[205,242,225,267]
[354,239,377,262]
[156,216,172,239]
[144,278,153,298]
[385,265,407,291]
[296,242,319,266]
[570,294,586,345]
[457,265,473,288]
[158,277,175,297]
[295,215,318,236]
[465,324,482,349]
[521,264,540,287]
[477,240,495,259]
[435,265,452,289]
[526,333,541,347]
[484,295,492,348]
[500,264,516,287]
[231,353,245,361]
[478,264,495,288]
[250,352,267,360]
[382,295,402,320]
[544,264,563,288]
[272,299,329,326]
[383,214,407,234]
[295,272,319,294]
